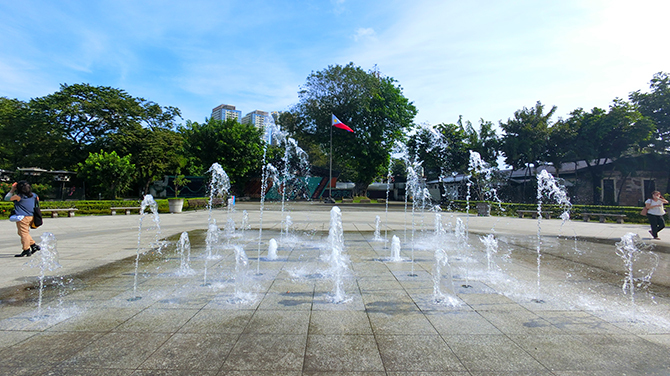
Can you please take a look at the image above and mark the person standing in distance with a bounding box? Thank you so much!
[645,190,669,240]
[4,181,41,257]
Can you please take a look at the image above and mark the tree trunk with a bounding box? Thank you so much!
[353,182,369,197]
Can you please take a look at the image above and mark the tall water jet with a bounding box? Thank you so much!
[176,231,195,276]
[202,220,219,286]
[389,235,404,262]
[534,170,572,302]
[130,194,160,301]
[207,163,231,225]
[267,238,279,260]
[228,245,256,304]
[455,217,472,288]
[257,163,279,274]
[479,233,499,272]
[28,232,61,315]
[432,248,459,306]
[373,215,383,241]
[615,233,659,320]
[325,206,350,303]
[241,210,250,235]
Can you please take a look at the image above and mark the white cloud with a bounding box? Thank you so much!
[353,28,377,42]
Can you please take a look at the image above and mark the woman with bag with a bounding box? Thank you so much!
[645,190,669,240]
[4,181,41,257]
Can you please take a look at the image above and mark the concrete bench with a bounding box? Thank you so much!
[341,198,353,203]
[110,207,141,215]
[516,210,552,219]
[41,208,78,218]
[358,198,371,204]
[581,213,627,224]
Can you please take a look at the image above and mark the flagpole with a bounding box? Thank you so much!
[329,115,333,201]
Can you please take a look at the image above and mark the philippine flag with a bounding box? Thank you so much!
[332,114,354,132]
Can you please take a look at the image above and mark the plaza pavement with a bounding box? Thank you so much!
[0,201,669,375]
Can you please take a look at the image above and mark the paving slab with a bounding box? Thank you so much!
[0,201,668,374]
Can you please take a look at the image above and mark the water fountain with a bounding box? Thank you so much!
[373,215,382,241]
[615,233,659,320]
[389,235,404,262]
[129,194,161,301]
[324,206,350,303]
[176,231,195,276]
[28,232,61,315]
[257,163,279,274]
[267,238,279,260]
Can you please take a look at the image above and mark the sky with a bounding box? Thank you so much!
[1,0,669,131]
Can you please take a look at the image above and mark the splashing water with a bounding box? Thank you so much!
[27,232,61,315]
[267,238,279,260]
[534,170,572,302]
[373,215,382,241]
[130,194,161,301]
[325,206,350,303]
[203,220,219,286]
[229,245,255,304]
[207,163,231,224]
[176,232,195,276]
[389,235,404,262]
[433,248,460,306]
[479,233,499,272]
[257,163,280,274]
[615,233,659,320]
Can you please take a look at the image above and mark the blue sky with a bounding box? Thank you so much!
[1,0,668,130]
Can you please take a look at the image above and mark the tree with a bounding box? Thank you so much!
[630,72,670,152]
[407,122,469,180]
[77,150,135,199]
[29,83,181,170]
[284,63,417,195]
[0,97,32,169]
[180,118,264,189]
[500,101,557,200]
[108,125,185,195]
[559,100,654,203]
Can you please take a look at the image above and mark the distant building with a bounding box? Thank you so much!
[242,110,274,144]
[211,104,242,122]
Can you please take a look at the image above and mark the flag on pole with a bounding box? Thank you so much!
[332,114,354,132]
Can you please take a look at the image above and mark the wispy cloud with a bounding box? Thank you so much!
[353,28,376,42]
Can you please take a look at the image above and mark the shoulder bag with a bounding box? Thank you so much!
[31,197,43,228]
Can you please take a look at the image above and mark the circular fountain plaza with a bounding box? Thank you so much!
[1,200,670,375]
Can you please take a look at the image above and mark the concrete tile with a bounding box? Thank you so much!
[221,334,306,371]
[243,310,310,334]
[0,330,38,349]
[444,334,548,372]
[376,334,466,372]
[47,307,141,332]
[60,332,171,369]
[426,311,503,335]
[113,308,199,333]
[476,308,562,335]
[303,334,384,372]
[309,311,373,335]
[139,333,237,370]
[178,309,253,334]
[257,291,314,310]
[0,331,101,368]
[44,367,132,375]
[368,310,438,335]
[539,310,629,334]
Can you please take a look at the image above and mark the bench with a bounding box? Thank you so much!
[41,208,78,218]
[358,198,371,204]
[517,210,552,219]
[111,207,141,215]
[341,198,353,203]
[581,213,627,224]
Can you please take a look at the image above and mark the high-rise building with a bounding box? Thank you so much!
[211,104,242,122]
[242,110,273,143]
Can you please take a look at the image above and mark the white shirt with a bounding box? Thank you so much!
[646,198,666,216]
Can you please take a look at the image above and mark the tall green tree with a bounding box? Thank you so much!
[77,150,135,199]
[29,83,181,170]
[630,72,670,152]
[180,118,264,189]
[559,100,654,203]
[0,97,33,169]
[108,125,185,194]
[283,63,417,194]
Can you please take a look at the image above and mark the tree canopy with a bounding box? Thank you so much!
[282,63,417,194]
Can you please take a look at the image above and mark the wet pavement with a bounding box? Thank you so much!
[0,201,669,375]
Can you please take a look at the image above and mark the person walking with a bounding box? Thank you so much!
[645,190,668,240]
[4,181,41,257]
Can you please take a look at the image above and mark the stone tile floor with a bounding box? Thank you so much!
[0,228,669,375]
